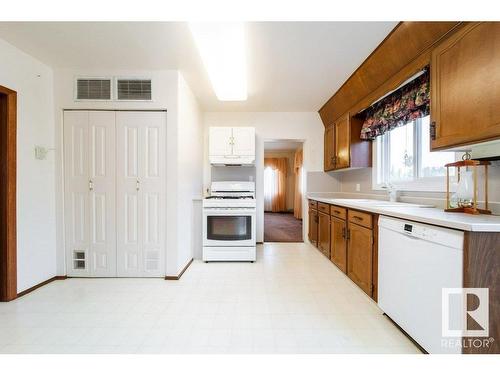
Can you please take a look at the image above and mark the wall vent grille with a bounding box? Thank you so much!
[117,79,152,100]
[76,78,112,100]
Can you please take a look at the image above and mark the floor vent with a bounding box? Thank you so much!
[73,250,86,270]
[145,250,159,271]
[117,79,152,100]
[75,78,112,100]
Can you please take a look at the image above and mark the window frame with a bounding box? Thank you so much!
[372,117,456,192]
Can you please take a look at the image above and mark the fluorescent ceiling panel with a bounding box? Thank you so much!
[189,22,247,101]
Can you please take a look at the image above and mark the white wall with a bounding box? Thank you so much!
[203,112,339,243]
[54,69,202,277]
[172,74,203,274]
[0,39,57,292]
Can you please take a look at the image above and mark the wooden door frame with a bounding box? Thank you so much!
[0,85,17,301]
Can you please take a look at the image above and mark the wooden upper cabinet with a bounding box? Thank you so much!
[324,124,335,171]
[323,113,371,171]
[347,222,373,296]
[318,211,331,258]
[335,114,350,169]
[431,22,500,150]
[330,216,347,273]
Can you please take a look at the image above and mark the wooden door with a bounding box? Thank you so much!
[64,111,116,277]
[232,127,255,156]
[138,112,166,277]
[116,112,166,277]
[324,124,335,171]
[308,208,318,247]
[347,222,373,296]
[64,111,91,277]
[431,22,500,150]
[335,114,350,169]
[209,127,233,156]
[330,217,347,273]
[88,111,116,277]
[317,211,330,258]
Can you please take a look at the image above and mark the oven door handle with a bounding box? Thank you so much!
[203,209,256,216]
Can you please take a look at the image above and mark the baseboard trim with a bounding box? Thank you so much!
[17,275,67,298]
[165,258,193,280]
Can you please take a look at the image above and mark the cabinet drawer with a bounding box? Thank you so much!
[348,210,373,229]
[309,200,318,209]
[330,205,346,220]
[318,202,330,214]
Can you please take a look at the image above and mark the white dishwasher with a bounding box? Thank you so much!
[378,216,464,354]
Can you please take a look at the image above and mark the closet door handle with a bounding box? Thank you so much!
[89,179,94,191]
[136,179,140,191]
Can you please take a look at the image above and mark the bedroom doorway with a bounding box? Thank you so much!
[263,140,303,243]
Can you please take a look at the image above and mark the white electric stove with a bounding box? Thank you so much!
[202,181,256,262]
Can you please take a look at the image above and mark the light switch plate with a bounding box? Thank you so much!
[34,146,48,160]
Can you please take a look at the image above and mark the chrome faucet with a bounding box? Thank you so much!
[383,182,399,202]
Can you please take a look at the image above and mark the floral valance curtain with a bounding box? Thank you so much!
[360,67,430,140]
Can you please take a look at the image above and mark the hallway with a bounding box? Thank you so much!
[264,212,303,243]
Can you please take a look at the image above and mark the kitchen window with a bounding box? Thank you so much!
[373,115,457,191]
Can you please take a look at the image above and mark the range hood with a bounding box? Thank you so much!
[469,139,500,161]
[210,155,255,166]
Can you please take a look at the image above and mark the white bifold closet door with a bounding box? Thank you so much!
[64,111,116,277]
[116,112,166,277]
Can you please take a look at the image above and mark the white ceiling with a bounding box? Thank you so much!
[0,22,397,112]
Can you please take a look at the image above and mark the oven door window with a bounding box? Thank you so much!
[207,215,252,241]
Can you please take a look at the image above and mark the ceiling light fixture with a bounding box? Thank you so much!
[189,22,247,101]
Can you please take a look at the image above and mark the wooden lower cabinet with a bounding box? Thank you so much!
[308,206,318,247]
[309,200,377,300]
[318,211,330,258]
[330,216,347,273]
[347,222,373,296]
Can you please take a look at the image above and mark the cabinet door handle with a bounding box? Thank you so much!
[89,179,94,191]
[341,227,346,238]
[136,179,140,191]
[353,215,364,222]
[346,229,350,240]
[430,121,436,141]
[333,210,341,215]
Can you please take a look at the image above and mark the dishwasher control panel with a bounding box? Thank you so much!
[379,216,463,248]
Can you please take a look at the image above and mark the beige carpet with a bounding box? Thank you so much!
[264,212,303,242]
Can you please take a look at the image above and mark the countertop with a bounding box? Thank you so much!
[307,194,500,232]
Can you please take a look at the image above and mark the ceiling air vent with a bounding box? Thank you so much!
[117,79,152,101]
[75,78,112,100]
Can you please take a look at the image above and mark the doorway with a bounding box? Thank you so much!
[263,141,303,243]
[0,85,17,301]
